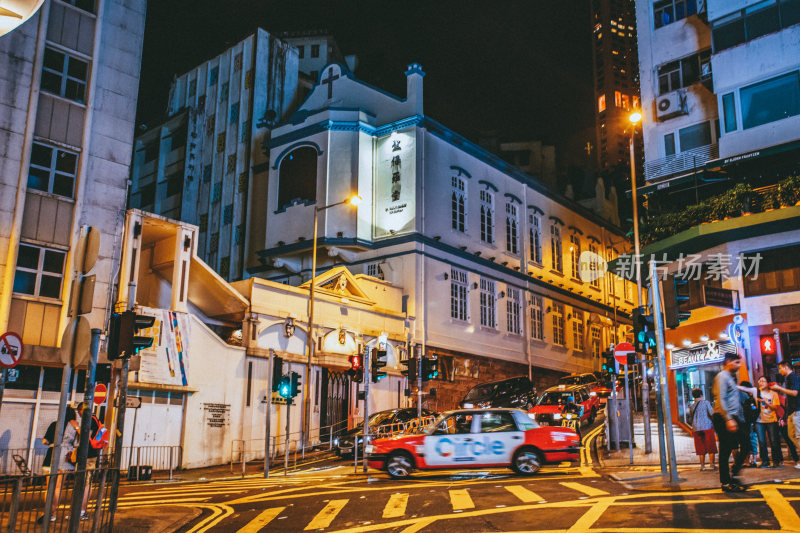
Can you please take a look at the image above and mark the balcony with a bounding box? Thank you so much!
[644,143,719,182]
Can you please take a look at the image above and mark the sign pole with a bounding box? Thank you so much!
[284,392,290,476]
[265,348,273,479]
[43,363,73,531]
[624,364,633,464]
[416,345,422,419]
[0,368,6,415]
[363,345,371,474]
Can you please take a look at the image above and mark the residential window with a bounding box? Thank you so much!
[529,214,542,264]
[230,103,239,123]
[297,45,304,59]
[506,287,521,335]
[552,302,565,346]
[212,182,222,203]
[572,310,585,351]
[591,326,602,358]
[743,244,800,296]
[614,90,622,107]
[27,142,78,198]
[505,203,519,254]
[570,234,581,280]
[220,256,230,278]
[664,133,676,156]
[450,268,468,321]
[366,262,385,280]
[209,66,218,86]
[234,53,243,72]
[227,154,236,174]
[723,92,737,133]
[65,0,95,13]
[678,121,712,151]
[188,79,197,98]
[740,71,800,130]
[311,44,320,58]
[41,47,88,103]
[13,244,66,299]
[480,190,494,244]
[712,1,795,52]
[479,278,496,328]
[451,176,466,232]
[550,223,563,273]
[657,50,711,95]
[223,204,233,225]
[598,94,606,112]
[166,173,182,197]
[220,82,229,101]
[589,243,601,288]
[530,294,544,341]
[203,164,212,183]
[654,0,697,29]
[199,214,208,233]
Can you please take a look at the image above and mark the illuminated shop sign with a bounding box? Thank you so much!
[669,340,737,369]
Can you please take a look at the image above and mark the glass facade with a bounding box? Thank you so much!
[673,361,723,426]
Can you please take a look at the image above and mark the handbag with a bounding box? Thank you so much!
[67,448,77,466]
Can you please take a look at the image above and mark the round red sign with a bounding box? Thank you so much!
[614,342,636,366]
[94,383,107,405]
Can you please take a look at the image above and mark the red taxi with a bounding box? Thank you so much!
[529,385,599,427]
[365,408,580,479]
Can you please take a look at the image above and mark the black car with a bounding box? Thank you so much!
[459,376,537,410]
[335,407,436,458]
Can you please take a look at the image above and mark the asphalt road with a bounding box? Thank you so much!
[113,419,800,532]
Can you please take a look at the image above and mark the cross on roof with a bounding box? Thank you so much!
[322,67,339,99]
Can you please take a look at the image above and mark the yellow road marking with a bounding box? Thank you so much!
[115,498,211,506]
[305,499,349,530]
[560,481,609,497]
[449,489,475,510]
[382,493,409,518]
[760,486,800,532]
[567,499,612,532]
[180,503,234,533]
[399,519,434,533]
[236,507,286,533]
[505,485,543,502]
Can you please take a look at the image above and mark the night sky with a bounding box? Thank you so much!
[137,0,594,162]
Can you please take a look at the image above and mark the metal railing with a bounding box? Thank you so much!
[0,468,118,532]
[644,143,719,182]
[0,448,48,476]
[106,446,181,480]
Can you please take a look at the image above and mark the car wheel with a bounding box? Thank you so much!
[386,452,414,479]
[512,447,542,475]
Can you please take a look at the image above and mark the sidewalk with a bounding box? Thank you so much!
[596,413,800,491]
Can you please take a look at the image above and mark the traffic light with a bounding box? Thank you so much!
[400,356,417,382]
[421,356,439,381]
[271,356,284,392]
[107,310,155,359]
[663,274,691,329]
[371,347,387,383]
[278,375,291,399]
[632,306,656,354]
[601,350,615,373]
[347,354,363,383]
[290,371,301,398]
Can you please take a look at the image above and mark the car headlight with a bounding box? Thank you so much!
[357,437,363,444]
[365,445,374,454]
[552,413,562,420]
[333,438,339,446]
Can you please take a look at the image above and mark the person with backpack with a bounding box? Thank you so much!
[75,401,109,521]
[712,353,749,492]
[688,388,716,471]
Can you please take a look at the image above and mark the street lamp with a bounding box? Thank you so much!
[302,194,362,444]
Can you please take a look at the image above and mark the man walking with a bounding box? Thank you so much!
[770,360,800,467]
[712,353,749,492]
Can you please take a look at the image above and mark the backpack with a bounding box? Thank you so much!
[89,415,109,449]
[742,395,759,425]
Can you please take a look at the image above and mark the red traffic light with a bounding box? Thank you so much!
[760,335,776,355]
[348,354,362,371]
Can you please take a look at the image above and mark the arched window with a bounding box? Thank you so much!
[451,176,466,232]
[277,147,317,210]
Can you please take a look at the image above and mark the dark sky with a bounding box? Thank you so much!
[137,0,593,153]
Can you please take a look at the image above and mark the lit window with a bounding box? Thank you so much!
[552,302,565,346]
[572,309,585,351]
[614,91,622,107]
[550,223,563,273]
[598,94,606,112]
[13,244,66,299]
[505,203,518,255]
[529,214,542,264]
[530,294,544,341]
[570,234,581,280]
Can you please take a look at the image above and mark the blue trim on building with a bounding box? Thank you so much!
[272,141,324,170]
[478,180,499,192]
[527,205,544,215]
[505,193,522,205]
[404,63,426,77]
[252,232,629,318]
[449,165,472,179]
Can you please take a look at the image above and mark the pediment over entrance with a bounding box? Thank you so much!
[301,266,373,304]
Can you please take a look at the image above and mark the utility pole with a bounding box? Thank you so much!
[265,348,274,478]
[416,345,423,419]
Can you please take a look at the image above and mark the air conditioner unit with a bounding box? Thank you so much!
[655,90,688,121]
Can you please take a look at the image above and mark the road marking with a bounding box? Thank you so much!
[505,485,543,503]
[237,507,286,532]
[449,489,475,510]
[399,519,434,533]
[567,499,612,532]
[761,486,800,532]
[382,493,409,518]
[305,499,349,530]
[560,481,609,497]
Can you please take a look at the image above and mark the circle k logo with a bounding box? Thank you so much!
[436,438,455,457]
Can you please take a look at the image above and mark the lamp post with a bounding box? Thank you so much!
[302,194,362,446]
[629,111,654,454]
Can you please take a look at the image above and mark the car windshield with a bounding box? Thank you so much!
[464,383,500,401]
[369,411,396,427]
[558,375,583,385]
[537,391,575,406]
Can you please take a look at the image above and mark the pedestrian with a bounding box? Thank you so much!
[738,381,759,467]
[754,376,782,467]
[688,388,716,471]
[37,405,79,524]
[712,353,748,492]
[76,401,100,521]
[41,420,58,474]
[771,360,800,469]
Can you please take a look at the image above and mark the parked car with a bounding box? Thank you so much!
[459,376,537,410]
[558,372,598,389]
[590,376,622,403]
[335,408,436,458]
[365,408,580,478]
[528,384,599,427]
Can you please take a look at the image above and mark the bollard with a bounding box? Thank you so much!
[169,447,173,481]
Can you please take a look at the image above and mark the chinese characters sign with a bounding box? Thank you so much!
[374,128,416,238]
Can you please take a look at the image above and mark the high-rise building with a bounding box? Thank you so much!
[128,29,300,281]
[0,0,146,449]
[591,0,642,178]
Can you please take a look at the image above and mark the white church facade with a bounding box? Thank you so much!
[252,63,639,409]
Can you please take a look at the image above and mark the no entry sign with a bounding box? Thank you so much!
[94,383,107,405]
[614,342,636,366]
[0,331,23,369]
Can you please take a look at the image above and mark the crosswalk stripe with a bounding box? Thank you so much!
[504,485,543,503]
[449,489,474,510]
[304,499,348,530]
[237,507,285,532]
[560,482,609,497]
[382,493,409,518]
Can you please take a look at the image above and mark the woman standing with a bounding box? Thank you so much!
[37,405,79,524]
[755,376,782,467]
[689,388,717,471]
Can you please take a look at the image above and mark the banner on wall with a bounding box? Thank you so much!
[374,127,416,238]
[136,307,191,386]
